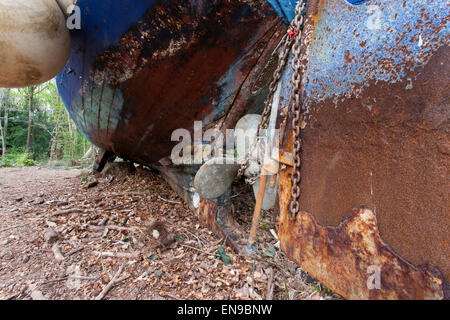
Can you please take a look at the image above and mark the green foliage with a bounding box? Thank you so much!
[263,245,276,257]
[19,153,35,166]
[313,284,331,294]
[250,245,262,255]
[322,285,331,294]
[3,150,34,167]
[216,246,231,265]
[1,81,93,167]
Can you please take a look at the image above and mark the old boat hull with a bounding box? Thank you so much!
[56,0,292,164]
[55,0,449,299]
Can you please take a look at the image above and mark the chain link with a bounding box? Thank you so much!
[289,1,307,218]
[235,34,292,182]
[236,1,307,184]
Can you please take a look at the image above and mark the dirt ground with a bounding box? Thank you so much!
[0,165,340,300]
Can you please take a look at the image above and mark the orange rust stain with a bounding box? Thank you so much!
[276,168,445,300]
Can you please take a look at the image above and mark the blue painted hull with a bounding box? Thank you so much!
[57,0,295,164]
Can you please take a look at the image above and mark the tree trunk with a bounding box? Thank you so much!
[26,86,35,154]
[0,123,3,166]
[0,89,4,165]
[83,135,86,156]
[3,89,9,158]
[67,111,74,162]
[49,105,62,168]
[48,123,60,168]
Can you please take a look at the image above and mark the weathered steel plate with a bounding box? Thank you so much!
[277,0,449,299]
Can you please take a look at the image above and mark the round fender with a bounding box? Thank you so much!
[0,0,70,88]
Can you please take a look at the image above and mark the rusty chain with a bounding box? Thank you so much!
[289,1,307,218]
[236,0,307,185]
[235,33,292,182]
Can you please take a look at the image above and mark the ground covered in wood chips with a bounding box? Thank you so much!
[0,165,340,300]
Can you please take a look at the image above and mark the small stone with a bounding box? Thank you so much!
[43,227,59,244]
[152,229,160,239]
[30,289,47,300]
[23,255,30,263]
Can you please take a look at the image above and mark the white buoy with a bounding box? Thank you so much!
[0,0,71,88]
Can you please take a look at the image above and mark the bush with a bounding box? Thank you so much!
[3,151,35,167]
[20,153,35,166]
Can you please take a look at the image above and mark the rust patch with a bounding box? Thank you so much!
[293,44,449,281]
[87,0,283,164]
[275,0,449,299]
[198,198,248,254]
[277,168,445,300]
[199,199,220,234]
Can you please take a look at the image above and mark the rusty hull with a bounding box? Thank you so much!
[58,0,287,165]
[276,0,449,299]
[278,172,445,299]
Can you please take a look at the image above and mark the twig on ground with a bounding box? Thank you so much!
[157,195,181,204]
[269,229,279,241]
[231,192,242,199]
[179,244,216,257]
[161,293,182,300]
[0,224,27,232]
[95,265,125,300]
[39,275,99,285]
[51,208,83,217]
[93,251,139,259]
[88,224,137,232]
[109,192,146,197]
[266,267,274,300]
[99,227,108,271]
[2,293,19,300]
[179,228,205,247]
[65,246,84,257]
